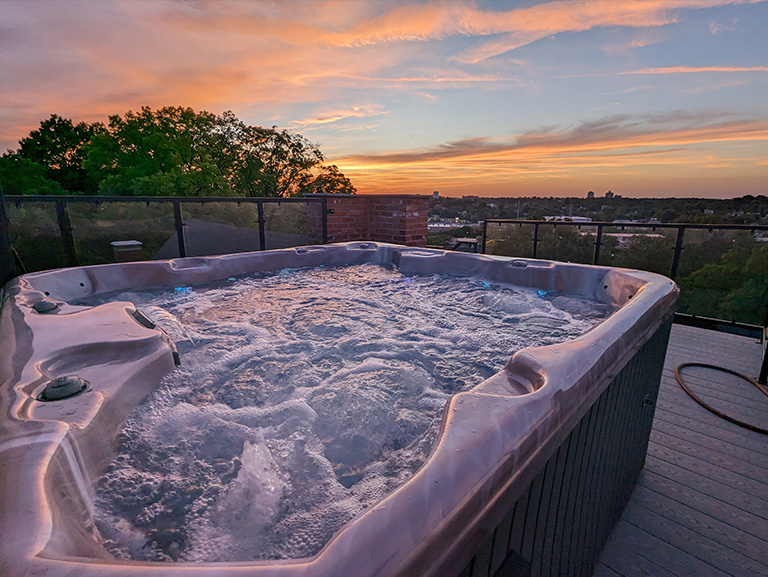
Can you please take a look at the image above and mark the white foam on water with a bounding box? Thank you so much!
[87,264,613,562]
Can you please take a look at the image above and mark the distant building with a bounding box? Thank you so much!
[544,216,592,222]
[432,191,439,198]
[604,233,664,248]
[605,191,614,199]
[587,191,595,199]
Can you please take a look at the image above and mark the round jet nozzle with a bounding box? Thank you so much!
[37,376,90,402]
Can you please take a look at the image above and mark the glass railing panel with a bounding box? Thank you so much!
[596,225,675,275]
[6,201,68,272]
[179,201,262,257]
[674,229,766,325]
[484,222,534,258]
[67,200,176,265]
[536,224,594,264]
[263,201,308,250]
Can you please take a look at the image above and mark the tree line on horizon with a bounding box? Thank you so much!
[0,107,356,198]
[430,195,768,226]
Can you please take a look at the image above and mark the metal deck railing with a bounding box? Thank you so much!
[1,194,329,283]
[481,219,768,280]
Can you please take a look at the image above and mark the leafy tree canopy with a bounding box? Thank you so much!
[0,155,62,195]
[84,106,231,196]
[4,107,355,197]
[14,114,104,194]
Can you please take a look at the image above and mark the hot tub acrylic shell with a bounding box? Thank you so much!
[0,243,678,577]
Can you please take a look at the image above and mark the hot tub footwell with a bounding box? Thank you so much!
[459,320,671,577]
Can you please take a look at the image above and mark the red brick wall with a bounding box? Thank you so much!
[325,196,370,242]
[306,195,429,247]
[368,197,428,246]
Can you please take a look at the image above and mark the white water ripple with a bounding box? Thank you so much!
[87,264,613,562]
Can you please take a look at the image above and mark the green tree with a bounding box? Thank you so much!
[304,165,357,195]
[237,125,324,197]
[84,106,233,196]
[81,106,353,198]
[677,241,768,324]
[0,154,63,195]
[15,114,104,193]
[609,234,674,275]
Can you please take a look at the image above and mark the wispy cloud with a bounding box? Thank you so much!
[290,105,388,129]
[618,65,768,75]
[561,65,768,78]
[337,112,768,193]
[709,17,739,33]
[416,92,439,103]
[346,113,768,163]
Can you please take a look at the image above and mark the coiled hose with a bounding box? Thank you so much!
[675,362,768,435]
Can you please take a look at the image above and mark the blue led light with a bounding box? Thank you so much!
[174,287,192,295]
[483,282,490,288]
[537,290,547,298]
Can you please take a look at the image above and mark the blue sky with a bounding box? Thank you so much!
[2,0,767,197]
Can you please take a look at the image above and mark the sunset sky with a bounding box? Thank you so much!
[2,0,767,198]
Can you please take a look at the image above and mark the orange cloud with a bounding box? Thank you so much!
[290,106,388,129]
[564,65,768,77]
[336,114,768,195]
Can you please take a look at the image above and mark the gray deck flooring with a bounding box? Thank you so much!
[593,324,768,577]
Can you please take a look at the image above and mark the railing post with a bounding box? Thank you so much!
[481,220,488,254]
[172,200,187,258]
[321,196,328,244]
[55,198,78,267]
[760,325,768,385]
[669,226,685,279]
[532,222,540,258]
[0,185,19,286]
[760,310,768,385]
[593,224,604,265]
[257,201,266,250]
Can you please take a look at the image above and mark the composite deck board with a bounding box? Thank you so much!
[650,418,768,469]
[647,437,768,497]
[649,429,768,483]
[656,370,768,428]
[594,324,768,577]
[660,365,768,407]
[625,484,768,564]
[641,454,768,523]
[651,399,768,452]
[650,410,768,457]
[638,469,768,543]
[590,563,621,577]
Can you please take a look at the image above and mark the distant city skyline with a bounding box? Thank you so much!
[2,0,767,198]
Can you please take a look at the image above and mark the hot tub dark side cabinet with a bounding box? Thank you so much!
[458,319,672,577]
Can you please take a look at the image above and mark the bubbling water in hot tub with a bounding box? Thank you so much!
[86,264,613,562]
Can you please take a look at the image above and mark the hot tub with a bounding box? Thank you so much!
[0,242,677,577]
